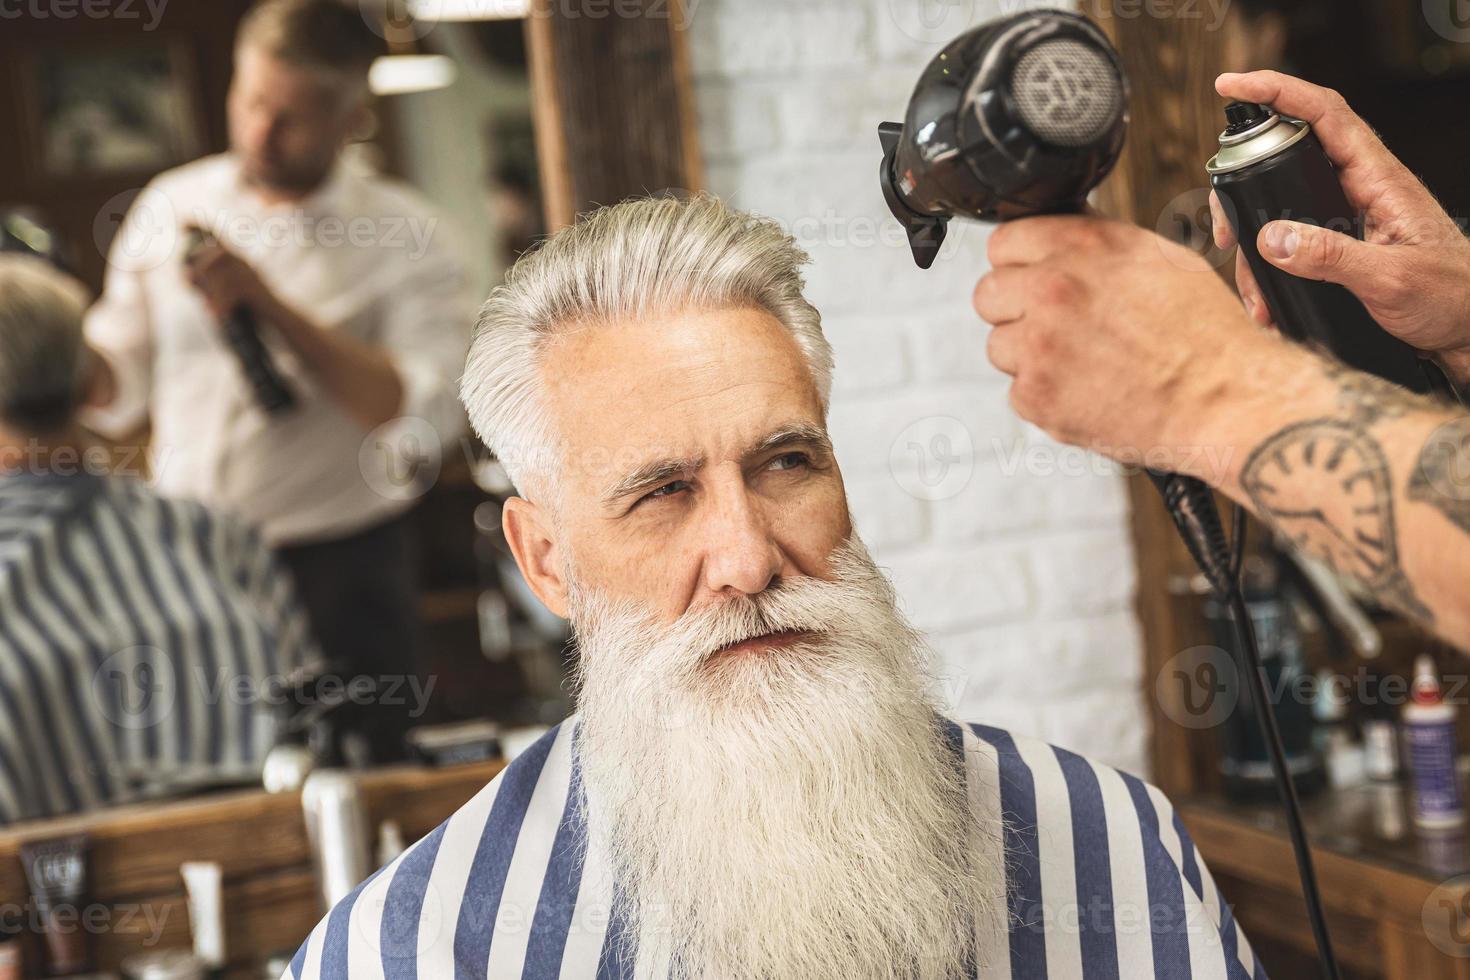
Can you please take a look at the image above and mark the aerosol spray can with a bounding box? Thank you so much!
[1402,654,1465,830]
[1206,102,1433,394]
[182,228,297,415]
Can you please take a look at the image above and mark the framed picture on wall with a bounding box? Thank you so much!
[20,39,204,179]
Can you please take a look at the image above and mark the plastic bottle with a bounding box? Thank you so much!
[1403,655,1465,829]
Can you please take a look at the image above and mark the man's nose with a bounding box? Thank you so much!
[246,116,280,154]
[700,490,783,598]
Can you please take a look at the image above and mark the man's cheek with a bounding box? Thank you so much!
[603,534,701,621]
[776,481,851,572]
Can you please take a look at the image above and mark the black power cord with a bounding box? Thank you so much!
[1148,470,1341,980]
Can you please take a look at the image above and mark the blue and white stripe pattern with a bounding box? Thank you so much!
[285,715,1265,979]
[0,471,314,824]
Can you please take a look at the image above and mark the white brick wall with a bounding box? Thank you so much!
[687,0,1151,775]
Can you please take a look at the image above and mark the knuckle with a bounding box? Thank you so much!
[987,223,1016,264]
[1037,269,1085,308]
[971,275,990,312]
[1321,87,1348,111]
[984,324,1006,364]
[985,319,1005,349]
[1026,325,1053,361]
[1063,221,1108,251]
[1307,227,1340,267]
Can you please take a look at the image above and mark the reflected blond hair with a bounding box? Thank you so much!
[236,0,384,83]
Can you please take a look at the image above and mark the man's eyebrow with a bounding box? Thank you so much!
[601,454,706,504]
[599,422,834,506]
[747,421,833,459]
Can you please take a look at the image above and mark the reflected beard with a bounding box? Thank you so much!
[568,534,1006,980]
[239,156,330,198]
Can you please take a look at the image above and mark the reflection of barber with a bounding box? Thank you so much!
[975,71,1470,648]
[83,0,473,761]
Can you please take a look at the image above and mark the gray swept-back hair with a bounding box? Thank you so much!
[0,255,90,435]
[460,193,834,502]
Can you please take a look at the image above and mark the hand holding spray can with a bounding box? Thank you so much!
[1206,102,1436,395]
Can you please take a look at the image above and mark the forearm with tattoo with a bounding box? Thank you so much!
[1222,361,1470,645]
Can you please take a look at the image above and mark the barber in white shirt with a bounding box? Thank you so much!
[84,0,473,761]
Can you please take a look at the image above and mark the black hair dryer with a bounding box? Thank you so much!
[876,9,1231,582]
[877,9,1128,268]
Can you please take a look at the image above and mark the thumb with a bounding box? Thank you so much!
[1257,220,1381,289]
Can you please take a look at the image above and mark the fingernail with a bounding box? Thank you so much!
[1263,223,1299,259]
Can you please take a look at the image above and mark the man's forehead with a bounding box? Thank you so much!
[539,307,826,481]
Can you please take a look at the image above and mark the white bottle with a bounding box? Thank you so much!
[1403,654,1465,829]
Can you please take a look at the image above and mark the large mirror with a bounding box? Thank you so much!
[0,0,572,830]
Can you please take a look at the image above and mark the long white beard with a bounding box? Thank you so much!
[568,535,1005,980]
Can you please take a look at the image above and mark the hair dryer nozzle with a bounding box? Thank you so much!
[878,121,949,269]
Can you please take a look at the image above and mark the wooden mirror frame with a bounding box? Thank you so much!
[527,0,704,229]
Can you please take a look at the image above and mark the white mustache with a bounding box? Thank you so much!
[677,584,830,660]
[583,544,892,675]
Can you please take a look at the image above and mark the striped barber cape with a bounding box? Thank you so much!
[285,716,1266,979]
[0,470,314,823]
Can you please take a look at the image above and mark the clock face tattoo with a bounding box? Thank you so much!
[1242,418,1432,624]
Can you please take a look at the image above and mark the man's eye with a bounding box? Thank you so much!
[769,452,811,472]
[643,480,690,503]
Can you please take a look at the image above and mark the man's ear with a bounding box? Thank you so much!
[501,496,569,619]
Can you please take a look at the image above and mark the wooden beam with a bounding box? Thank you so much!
[525,0,704,230]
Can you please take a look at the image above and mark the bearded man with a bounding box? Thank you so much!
[283,195,1262,980]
